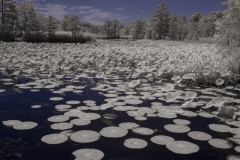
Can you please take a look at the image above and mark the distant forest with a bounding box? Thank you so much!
[0,0,240,46]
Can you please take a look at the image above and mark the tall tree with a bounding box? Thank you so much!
[47,15,57,35]
[18,2,38,34]
[189,12,203,23]
[216,0,240,47]
[144,19,153,39]
[188,12,204,40]
[36,13,47,32]
[67,15,80,36]
[121,22,134,36]
[111,19,122,38]
[61,15,69,31]
[178,15,188,40]
[152,2,170,39]
[80,22,92,32]
[132,19,145,39]
[0,0,17,40]
[0,0,16,25]
[103,20,112,38]
[169,13,178,40]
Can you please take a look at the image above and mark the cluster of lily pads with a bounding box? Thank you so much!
[1,40,240,159]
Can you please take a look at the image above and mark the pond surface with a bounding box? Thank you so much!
[1,73,240,160]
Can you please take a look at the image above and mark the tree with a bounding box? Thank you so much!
[178,15,188,40]
[80,22,92,32]
[144,19,153,39]
[121,22,134,36]
[47,15,57,35]
[103,20,112,38]
[36,13,47,32]
[18,2,38,34]
[67,15,80,36]
[0,0,17,40]
[152,2,170,39]
[91,25,102,34]
[169,13,179,40]
[189,12,203,23]
[209,11,223,22]
[0,0,16,25]
[61,15,69,31]
[188,12,204,40]
[198,16,215,37]
[111,19,122,38]
[132,19,145,39]
[216,0,240,47]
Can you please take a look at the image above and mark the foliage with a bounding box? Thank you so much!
[216,0,240,47]
[0,0,17,41]
[47,15,58,35]
[132,19,145,39]
[103,19,123,39]
[152,2,170,39]
[18,2,38,33]
[61,15,69,31]
[67,15,81,35]
[36,13,47,32]
[168,13,188,40]
[24,31,96,43]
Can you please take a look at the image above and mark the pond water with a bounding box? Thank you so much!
[1,72,240,160]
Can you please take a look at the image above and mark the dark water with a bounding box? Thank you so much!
[0,76,238,160]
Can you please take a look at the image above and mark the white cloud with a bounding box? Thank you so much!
[74,5,128,25]
[141,10,146,13]
[70,7,75,11]
[36,3,68,19]
[116,8,124,11]
[78,11,90,15]
[77,5,93,10]
[35,3,128,25]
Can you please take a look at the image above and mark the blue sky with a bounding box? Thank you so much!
[19,0,226,25]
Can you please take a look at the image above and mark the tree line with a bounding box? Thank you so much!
[0,0,239,46]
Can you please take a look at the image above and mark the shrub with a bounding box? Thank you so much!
[0,32,15,41]
[24,32,47,42]
[23,31,97,43]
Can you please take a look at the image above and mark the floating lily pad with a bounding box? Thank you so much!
[166,141,199,154]
[2,120,21,127]
[70,130,100,143]
[188,131,212,141]
[124,138,147,149]
[48,115,70,122]
[119,122,139,130]
[13,121,38,130]
[70,119,91,126]
[73,148,104,160]
[173,119,191,125]
[41,134,68,144]
[208,138,232,149]
[51,122,73,130]
[100,127,128,138]
[164,124,191,133]
[81,113,101,120]
[132,127,154,135]
[209,124,230,133]
[151,135,175,145]
[50,97,64,101]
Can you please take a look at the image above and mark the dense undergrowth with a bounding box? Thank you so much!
[16,32,97,43]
